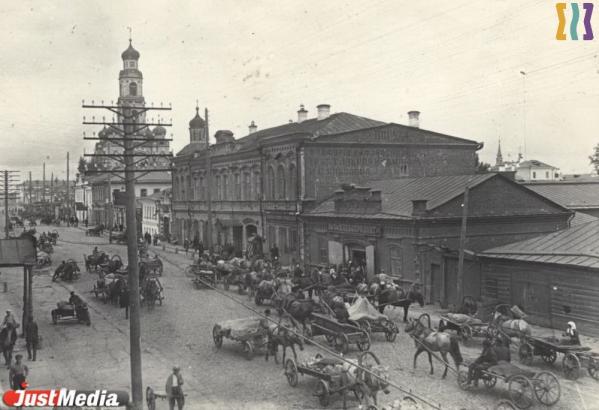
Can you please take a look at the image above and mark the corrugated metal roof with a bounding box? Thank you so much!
[480,219,599,269]
[518,159,558,169]
[524,182,599,209]
[570,212,598,226]
[308,174,495,217]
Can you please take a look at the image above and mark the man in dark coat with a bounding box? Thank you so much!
[270,244,279,261]
[25,317,39,361]
[468,339,498,386]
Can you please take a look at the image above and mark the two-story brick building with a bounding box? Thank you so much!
[172,106,483,263]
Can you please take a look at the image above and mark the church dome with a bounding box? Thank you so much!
[153,125,167,138]
[121,41,140,60]
[189,107,205,128]
[98,126,109,139]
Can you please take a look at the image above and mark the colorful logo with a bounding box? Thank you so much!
[556,3,594,40]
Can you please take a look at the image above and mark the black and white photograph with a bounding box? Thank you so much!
[1,1,599,409]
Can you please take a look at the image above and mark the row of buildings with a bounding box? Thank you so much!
[73,41,599,335]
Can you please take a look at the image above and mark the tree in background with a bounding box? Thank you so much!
[589,144,599,174]
[475,154,491,174]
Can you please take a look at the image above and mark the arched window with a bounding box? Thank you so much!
[242,172,250,200]
[267,167,275,200]
[234,174,241,200]
[129,82,138,96]
[254,170,261,199]
[288,163,296,200]
[277,165,286,200]
[214,176,220,200]
[180,176,185,200]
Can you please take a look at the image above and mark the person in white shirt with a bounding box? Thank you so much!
[165,366,184,410]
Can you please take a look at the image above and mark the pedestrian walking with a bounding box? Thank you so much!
[165,365,184,410]
[25,316,39,361]
[8,354,28,390]
[153,233,158,246]
[120,285,129,319]
[183,239,189,256]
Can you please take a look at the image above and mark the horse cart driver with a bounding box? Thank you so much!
[562,321,580,345]
[467,338,498,386]
[69,291,84,307]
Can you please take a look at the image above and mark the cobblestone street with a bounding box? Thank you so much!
[0,226,596,409]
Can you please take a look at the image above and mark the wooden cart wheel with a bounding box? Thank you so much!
[483,375,497,388]
[315,380,330,407]
[518,343,534,366]
[356,331,371,352]
[213,325,223,348]
[146,386,156,410]
[495,400,516,410]
[243,341,254,360]
[588,357,599,380]
[457,369,471,391]
[562,353,581,380]
[532,371,561,406]
[541,350,557,365]
[334,333,350,355]
[461,324,473,342]
[508,375,534,410]
[284,358,299,387]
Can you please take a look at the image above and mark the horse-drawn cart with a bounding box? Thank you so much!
[311,313,371,354]
[212,317,268,360]
[145,386,186,410]
[86,225,104,236]
[284,351,389,409]
[458,361,560,409]
[185,263,217,289]
[518,336,599,381]
[51,301,91,326]
[438,313,489,342]
[347,296,398,342]
[140,254,163,276]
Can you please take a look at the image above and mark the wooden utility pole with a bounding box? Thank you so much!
[205,108,213,250]
[66,151,70,219]
[28,172,32,205]
[83,100,172,410]
[456,184,470,304]
[1,170,19,238]
[42,162,46,203]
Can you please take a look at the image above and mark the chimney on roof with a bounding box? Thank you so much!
[248,121,257,134]
[297,105,308,123]
[317,104,331,120]
[408,111,420,128]
[411,199,427,216]
[214,130,235,144]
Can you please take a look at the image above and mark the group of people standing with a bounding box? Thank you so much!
[1,310,39,390]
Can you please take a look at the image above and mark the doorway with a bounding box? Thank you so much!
[233,226,243,257]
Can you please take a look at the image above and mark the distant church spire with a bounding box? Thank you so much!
[496,138,504,166]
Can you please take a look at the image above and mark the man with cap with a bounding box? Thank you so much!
[467,338,498,386]
[9,354,28,390]
[68,291,84,307]
[165,365,184,410]
[1,310,17,329]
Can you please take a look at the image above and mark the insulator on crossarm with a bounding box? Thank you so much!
[169,102,172,108]
[92,116,95,122]
[83,116,86,121]
[83,131,86,137]
[92,100,95,105]
[160,101,163,108]
[101,100,104,105]
[82,99,85,105]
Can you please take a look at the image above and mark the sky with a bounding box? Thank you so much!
[1,0,598,181]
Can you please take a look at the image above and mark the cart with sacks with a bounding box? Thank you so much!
[347,296,399,342]
[212,317,269,360]
[284,351,390,409]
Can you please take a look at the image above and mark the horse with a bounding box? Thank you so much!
[377,285,424,322]
[404,317,463,378]
[265,317,304,365]
[285,298,324,336]
[142,278,162,307]
[107,277,127,305]
[0,324,18,367]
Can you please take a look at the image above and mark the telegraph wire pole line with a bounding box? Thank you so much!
[0,170,20,239]
[82,99,173,410]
